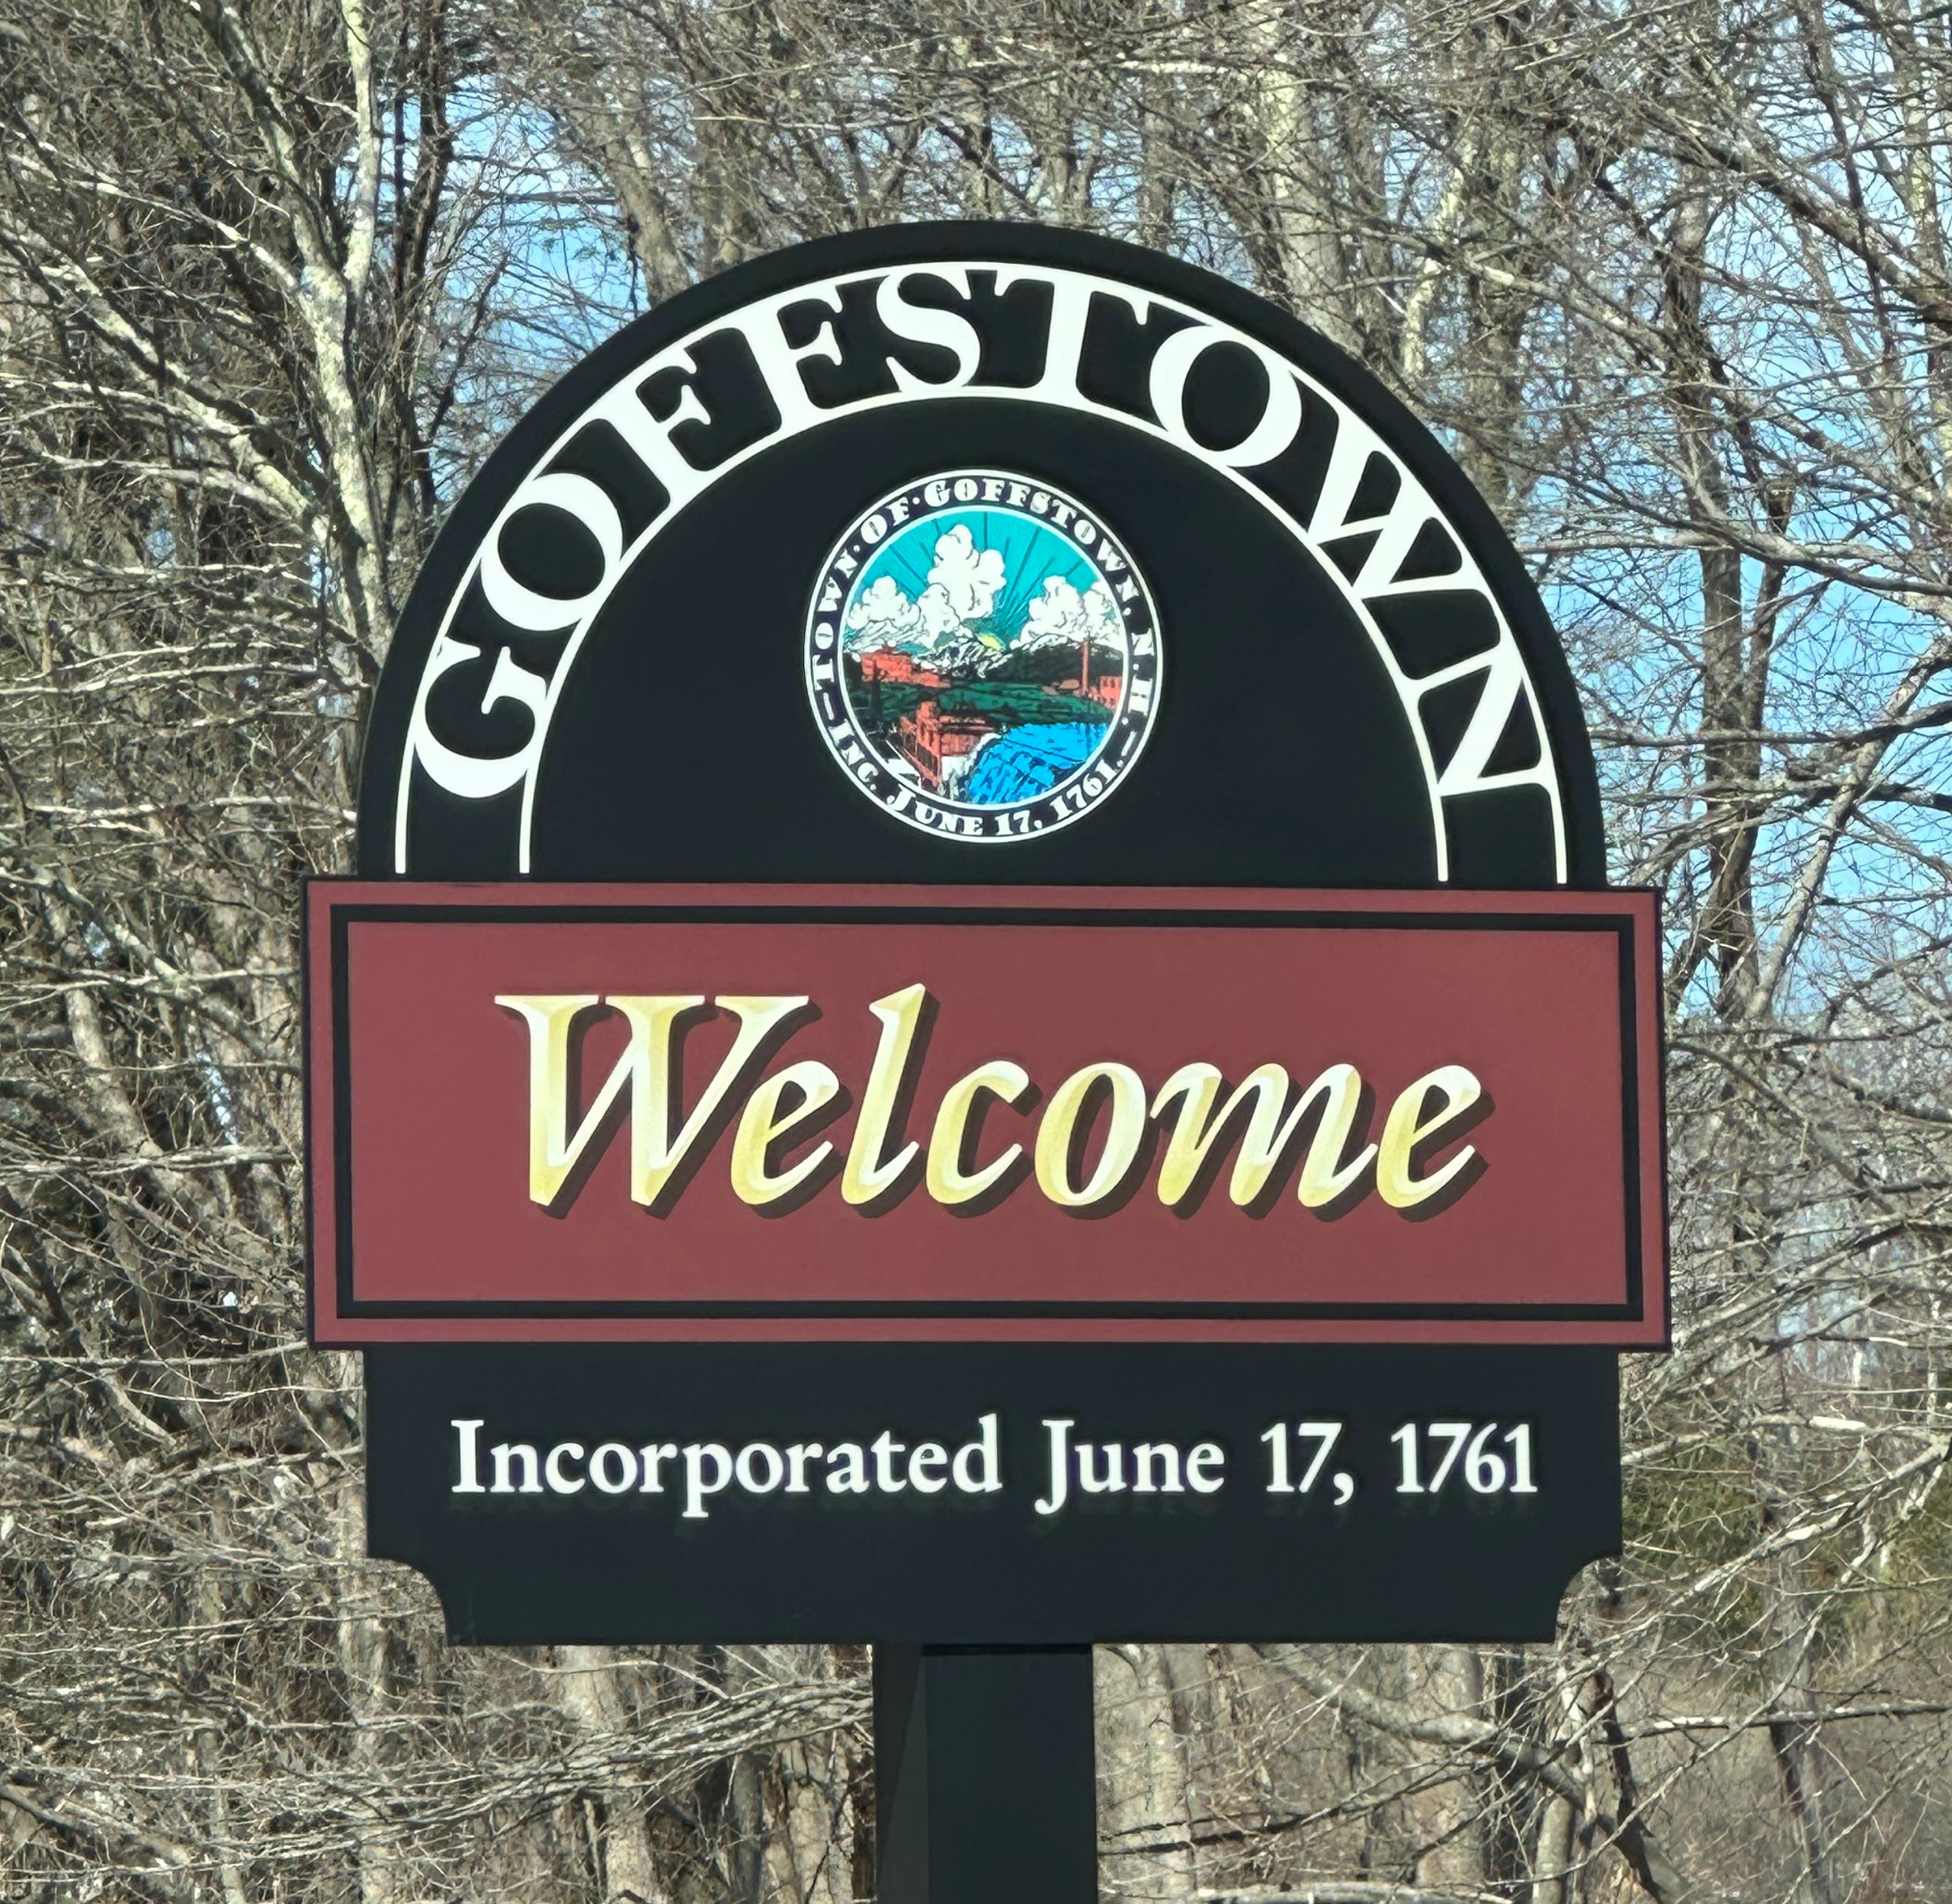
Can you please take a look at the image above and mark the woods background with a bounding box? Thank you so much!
[5,0,1952,1898]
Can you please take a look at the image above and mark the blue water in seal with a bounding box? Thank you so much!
[964,723,1102,804]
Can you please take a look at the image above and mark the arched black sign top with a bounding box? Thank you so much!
[357,223,1604,889]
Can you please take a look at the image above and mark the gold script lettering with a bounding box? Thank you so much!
[1374,1064,1484,1209]
[925,1060,1032,1206]
[841,982,928,1207]
[1035,1062,1149,1209]
[729,1059,843,1206]
[1150,1061,1377,1208]
[495,992,809,1210]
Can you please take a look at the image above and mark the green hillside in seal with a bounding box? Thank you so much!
[940,682,1111,726]
[843,667,1111,731]
[984,639,1124,687]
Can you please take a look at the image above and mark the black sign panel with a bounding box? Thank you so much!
[367,1345,1619,1644]
[341,222,1649,1646]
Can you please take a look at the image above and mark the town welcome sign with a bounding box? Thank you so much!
[306,223,1668,1903]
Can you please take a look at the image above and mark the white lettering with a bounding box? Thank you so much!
[683,1442,733,1518]
[479,472,623,633]
[826,1443,870,1494]
[736,1442,785,1492]
[589,351,716,513]
[588,1442,636,1495]
[451,1419,486,1494]
[1149,325,1303,469]
[877,267,981,392]
[1187,1443,1226,1493]
[954,1414,1002,1492]
[870,1430,908,1492]
[734,287,845,436]
[1036,1418,1073,1516]
[544,1441,587,1494]
[491,1441,542,1495]
[994,269,1145,409]
[408,636,549,802]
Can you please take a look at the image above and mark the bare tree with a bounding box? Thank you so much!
[7,0,1952,1899]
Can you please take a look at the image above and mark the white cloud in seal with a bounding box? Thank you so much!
[845,523,1008,652]
[844,574,923,649]
[1019,575,1119,650]
[925,523,1007,626]
[916,583,962,641]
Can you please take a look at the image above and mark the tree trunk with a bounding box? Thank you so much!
[556,1647,667,1904]
[1098,1644,1204,1898]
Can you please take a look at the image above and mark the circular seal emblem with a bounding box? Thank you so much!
[806,471,1161,840]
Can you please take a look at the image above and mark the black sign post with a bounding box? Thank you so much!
[873,1644,1096,1904]
[313,223,1666,1902]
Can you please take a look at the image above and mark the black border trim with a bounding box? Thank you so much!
[318,896,1652,1327]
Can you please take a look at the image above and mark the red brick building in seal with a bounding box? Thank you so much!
[896,699,997,792]
[1056,633,1123,710]
[858,649,946,688]
[1057,674,1123,710]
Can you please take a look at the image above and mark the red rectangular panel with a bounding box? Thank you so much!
[304,883,1667,1345]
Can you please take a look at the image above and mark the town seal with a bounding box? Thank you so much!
[805,471,1162,838]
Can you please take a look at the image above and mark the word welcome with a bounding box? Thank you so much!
[496,984,1488,1218]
